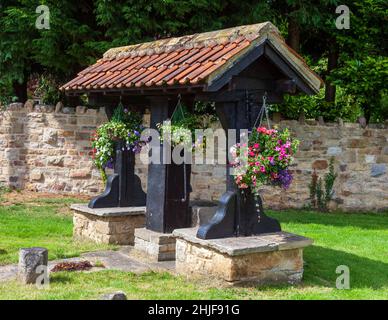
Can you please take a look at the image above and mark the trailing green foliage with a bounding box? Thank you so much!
[92,104,145,183]
[309,157,337,211]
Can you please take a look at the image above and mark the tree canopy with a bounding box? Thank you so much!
[0,0,387,122]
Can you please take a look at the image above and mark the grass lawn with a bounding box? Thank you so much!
[0,192,115,265]
[0,192,387,300]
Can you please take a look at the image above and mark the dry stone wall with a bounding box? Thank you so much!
[0,103,387,212]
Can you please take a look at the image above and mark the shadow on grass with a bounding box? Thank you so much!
[268,210,388,230]
[303,245,388,289]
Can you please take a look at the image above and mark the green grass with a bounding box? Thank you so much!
[0,196,114,265]
[0,195,387,300]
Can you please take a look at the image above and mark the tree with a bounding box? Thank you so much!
[0,0,103,102]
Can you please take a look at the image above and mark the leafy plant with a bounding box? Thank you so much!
[92,104,147,183]
[308,170,318,208]
[34,74,62,105]
[309,157,337,211]
[157,103,214,150]
[324,157,337,204]
[316,178,324,211]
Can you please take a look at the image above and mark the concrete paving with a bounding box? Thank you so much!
[0,246,176,283]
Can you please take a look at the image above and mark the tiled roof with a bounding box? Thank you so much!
[61,22,323,93]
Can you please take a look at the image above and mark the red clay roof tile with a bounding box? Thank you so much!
[61,22,323,93]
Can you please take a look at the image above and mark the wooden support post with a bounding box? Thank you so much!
[145,96,192,233]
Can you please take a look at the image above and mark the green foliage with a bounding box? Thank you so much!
[330,56,388,122]
[157,104,214,150]
[34,74,62,104]
[308,170,318,208]
[309,157,338,211]
[325,158,337,204]
[316,178,324,211]
[92,104,144,182]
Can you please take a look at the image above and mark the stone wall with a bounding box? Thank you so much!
[0,103,387,212]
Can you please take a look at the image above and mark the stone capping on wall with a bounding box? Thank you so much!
[3,101,388,129]
[173,228,313,256]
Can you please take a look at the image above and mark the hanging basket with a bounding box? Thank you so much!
[231,94,300,191]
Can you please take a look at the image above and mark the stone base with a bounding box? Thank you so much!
[71,204,146,245]
[173,228,313,285]
[134,228,176,261]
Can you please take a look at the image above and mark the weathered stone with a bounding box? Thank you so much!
[134,228,176,261]
[365,155,376,164]
[8,102,24,110]
[62,107,75,114]
[347,138,366,148]
[47,156,64,167]
[30,171,43,181]
[72,206,146,245]
[299,140,313,151]
[358,116,367,128]
[70,169,91,179]
[327,147,342,156]
[371,164,386,177]
[174,228,312,285]
[312,160,328,170]
[101,291,127,300]
[24,99,35,112]
[76,106,87,114]
[18,247,48,284]
[75,132,91,141]
[43,129,58,145]
[55,101,64,113]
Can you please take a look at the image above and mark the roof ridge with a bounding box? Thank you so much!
[103,22,279,60]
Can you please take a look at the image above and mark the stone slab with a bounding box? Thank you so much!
[134,228,176,261]
[134,227,175,245]
[71,204,146,217]
[173,228,313,256]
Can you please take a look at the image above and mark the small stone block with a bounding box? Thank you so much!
[101,291,127,300]
[18,247,48,284]
[134,228,176,261]
[134,228,175,245]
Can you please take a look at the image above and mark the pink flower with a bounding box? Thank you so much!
[239,183,248,189]
[253,143,259,149]
[249,151,255,157]
[260,166,266,173]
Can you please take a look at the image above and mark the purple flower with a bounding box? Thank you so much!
[124,108,128,113]
[134,130,140,137]
[104,159,114,169]
[278,169,293,189]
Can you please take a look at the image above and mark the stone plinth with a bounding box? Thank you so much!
[71,204,146,245]
[18,247,48,284]
[173,228,313,285]
[134,228,176,261]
